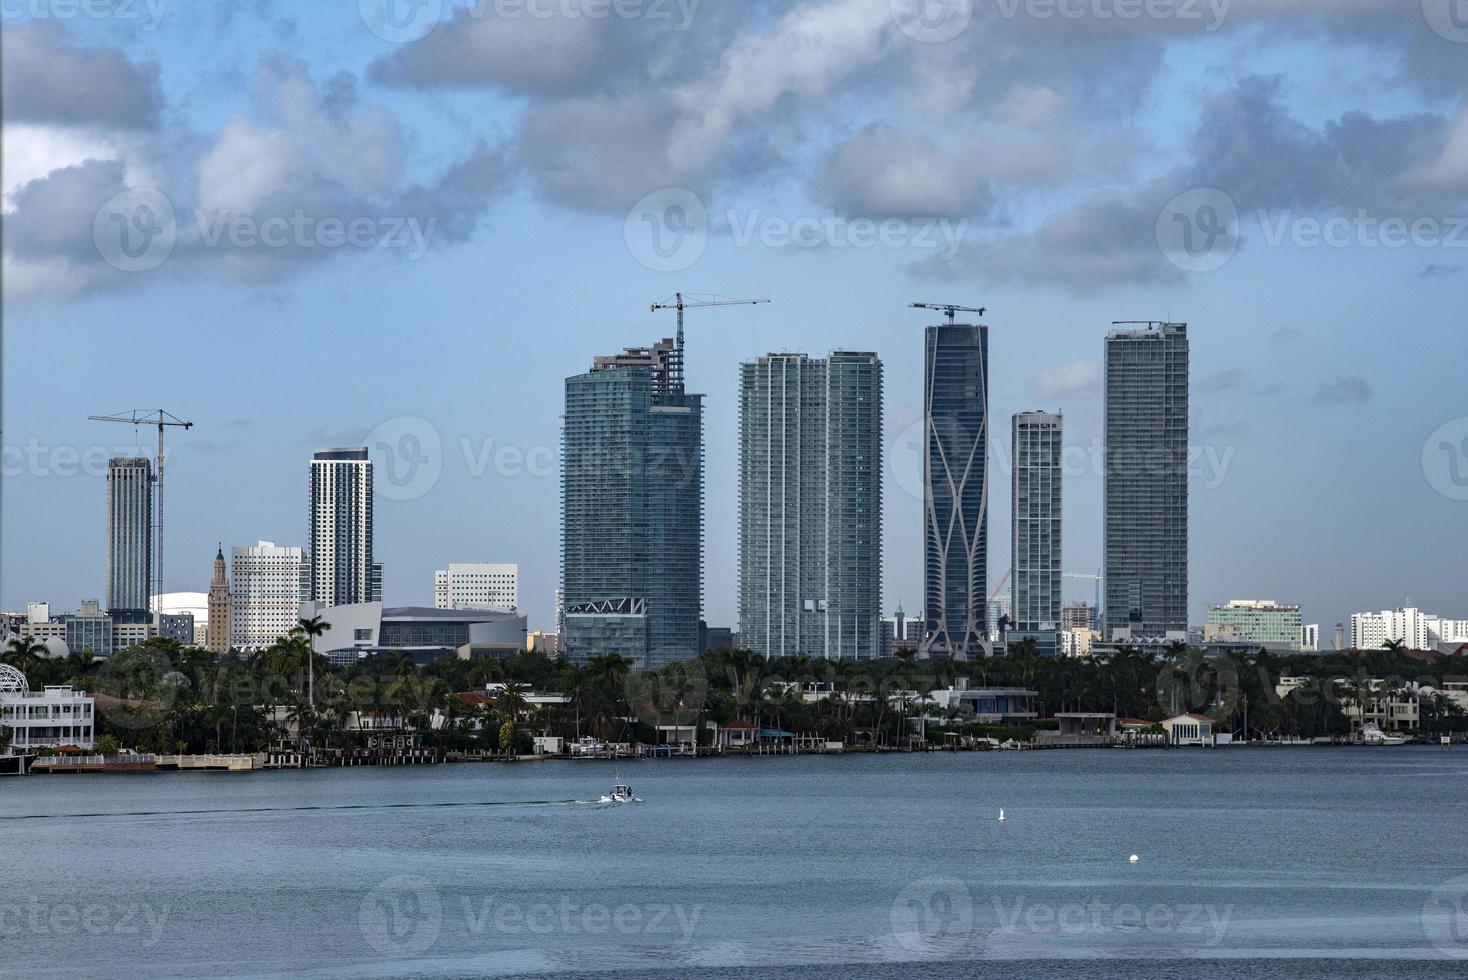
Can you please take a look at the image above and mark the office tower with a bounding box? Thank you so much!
[1103,322,1189,638]
[738,351,883,659]
[922,321,989,659]
[1205,600,1303,651]
[105,457,153,617]
[205,547,231,654]
[434,563,519,611]
[1012,412,1062,632]
[1301,624,1320,653]
[230,542,309,651]
[309,448,381,608]
[1062,603,1096,631]
[562,338,702,668]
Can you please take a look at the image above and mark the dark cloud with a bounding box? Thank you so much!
[814,124,994,220]
[1,23,161,128]
[1314,375,1374,404]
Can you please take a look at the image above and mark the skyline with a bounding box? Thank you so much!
[4,3,1467,635]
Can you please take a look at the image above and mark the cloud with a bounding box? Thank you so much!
[1197,368,1244,394]
[1,22,161,129]
[815,124,993,219]
[1030,362,1101,401]
[1314,375,1373,404]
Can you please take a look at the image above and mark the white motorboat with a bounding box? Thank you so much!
[1361,723,1406,746]
[600,783,639,803]
[571,736,605,758]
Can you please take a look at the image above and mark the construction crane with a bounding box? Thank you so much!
[88,409,194,606]
[910,302,986,324]
[650,293,770,393]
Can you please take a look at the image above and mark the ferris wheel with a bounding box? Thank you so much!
[0,663,26,694]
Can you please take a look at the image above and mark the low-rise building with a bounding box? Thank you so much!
[925,680,1038,724]
[1161,713,1214,746]
[0,666,95,755]
[300,602,528,666]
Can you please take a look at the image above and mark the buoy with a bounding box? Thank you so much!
[1129,854,1140,864]
[998,809,1006,822]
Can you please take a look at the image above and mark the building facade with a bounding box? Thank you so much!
[231,541,309,651]
[106,456,153,616]
[0,666,95,755]
[922,322,989,659]
[1204,600,1303,651]
[1301,624,1320,652]
[562,339,703,668]
[309,448,382,608]
[206,548,231,654]
[738,351,883,659]
[1062,603,1096,631]
[1012,412,1062,632]
[1103,322,1189,638]
[434,563,519,611]
[1349,607,1468,650]
[302,602,527,666]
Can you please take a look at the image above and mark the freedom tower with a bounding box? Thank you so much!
[920,316,989,660]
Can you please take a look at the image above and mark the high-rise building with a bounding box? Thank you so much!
[434,563,519,611]
[562,338,702,668]
[205,547,231,654]
[922,321,989,660]
[1349,607,1468,651]
[309,448,381,608]
[106,457,153,616]
[1301,624,1320,653]
[1103,322,1189,638]
[737,351,883,659]
[230,542,309,651]
[1204,600,1303,651]
[1012,412,1062,632]
[1062,603,1096,631]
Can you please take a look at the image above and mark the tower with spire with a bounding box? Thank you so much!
[205,545,231,654]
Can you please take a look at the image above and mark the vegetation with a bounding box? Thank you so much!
[5,632,1467,754]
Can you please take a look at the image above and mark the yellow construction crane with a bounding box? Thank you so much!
[88,409,194,604]
[651,292,770,393]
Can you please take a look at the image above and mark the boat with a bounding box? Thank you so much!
[1361,723,1406,746]
[570,736,605,759]
[599,783,639,803]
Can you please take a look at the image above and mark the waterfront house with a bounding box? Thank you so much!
[1036,713,1117,747]
[711,719,759,751]
[0,666,95,755]
[925,680,1039,724]
[1161,713,1214,746]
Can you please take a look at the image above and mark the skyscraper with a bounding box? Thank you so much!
[1103,322,1189,637]
[738,351,883,659]
[205,546,231,654]
[562,338,702,668]
[308,448,382,608]
[105,456,153,617]
[1012,412,1062,632]
[922,322,989,660]
[230,541,309,651]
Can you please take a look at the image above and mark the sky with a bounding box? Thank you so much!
[3,0,1467,636]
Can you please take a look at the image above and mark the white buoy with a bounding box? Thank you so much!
[998,808,1006,822]
[1129,854,1140,864]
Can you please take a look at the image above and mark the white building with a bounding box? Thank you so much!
[309,449,381,608]
[1301,624,1320,652]
[231,541,309,651]
[1161,713,1214,746]
[0,665,95,754]
[1349,607,1468,651]
[434,563,519,611]
[26,602,48,624]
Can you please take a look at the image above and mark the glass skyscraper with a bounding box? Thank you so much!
[922,323,989,660]
[309,448,381,608]
[1012,412,1062,632]
[562,339,703,668]
[738,351,883,660]
[1103,322,1189,637]
[105,456,152,616]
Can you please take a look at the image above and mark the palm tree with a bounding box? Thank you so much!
[295,616,330,712]
[1382,638,1406,653]
[3,635,48,677]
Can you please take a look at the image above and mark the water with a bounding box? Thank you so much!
[5,749,1468,978]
